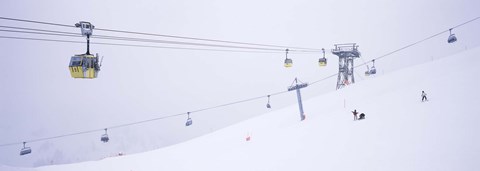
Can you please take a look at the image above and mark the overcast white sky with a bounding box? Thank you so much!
[0,0,479,167]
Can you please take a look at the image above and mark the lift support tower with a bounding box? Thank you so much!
[332,43,361,89]
[288,78,308,121]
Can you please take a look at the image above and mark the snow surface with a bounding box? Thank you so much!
[3,46,480,171]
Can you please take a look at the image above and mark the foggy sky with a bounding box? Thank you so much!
[1,0,479,167]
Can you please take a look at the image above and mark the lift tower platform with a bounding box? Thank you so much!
[332,43,360,89]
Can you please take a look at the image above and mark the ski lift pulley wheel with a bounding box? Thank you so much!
[75,21,94,37]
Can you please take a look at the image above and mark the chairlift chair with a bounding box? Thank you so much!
[185,112,193,126]
[20,142,31,156]
[186,118,192,126]
[370,59,377,75]
[101,128,109,143]
[266,95,271,108]
[448,28,457,43]
[365,65,370,76]
[370,66,377,75]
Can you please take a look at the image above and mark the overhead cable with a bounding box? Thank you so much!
[0,89,289,147]
[0,16,322,51]
[0,25,319,53]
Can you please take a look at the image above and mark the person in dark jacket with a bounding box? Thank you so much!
[421,91,428,102]
[352,109,358,120]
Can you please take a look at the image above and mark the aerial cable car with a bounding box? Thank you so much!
[266,95,271,108]
[284,49,292,68]
[101,128,109,143]
[448,28,457,43]
[69,21,102,79]
[318,48,327,67]
[185,112,193,126]
[20,142,31,156]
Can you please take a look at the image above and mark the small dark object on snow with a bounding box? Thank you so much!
[359,113,366,120]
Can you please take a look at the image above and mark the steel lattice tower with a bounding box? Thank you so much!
[331,43,361,89]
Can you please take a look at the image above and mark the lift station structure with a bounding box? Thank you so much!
[332,43,361,89]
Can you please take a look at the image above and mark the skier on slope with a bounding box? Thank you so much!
[421,91,428,102]
[352,109,359,121]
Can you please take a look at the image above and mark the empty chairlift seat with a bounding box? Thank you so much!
[448,28,457,43]
[20,142,31,156]
[448,34,457,43]
[185,118,193,126]
[266,95,272,108]
[370,66,376,74]
[185,112,193,126]
[366,60,377,76]
[101,134,109,143]
[20,147,31,156]
[101,128,109,143]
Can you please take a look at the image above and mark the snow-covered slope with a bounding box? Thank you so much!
[8,46,480,171]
